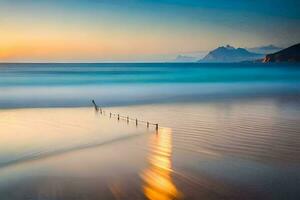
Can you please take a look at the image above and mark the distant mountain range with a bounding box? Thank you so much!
[199,45,263,63]
[174,55,197,62]
[263,43,300,63]
[247,45,283,54]
[173,44,298,63]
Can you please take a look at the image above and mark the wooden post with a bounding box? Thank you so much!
[92,100,98,111]
[90,103,160,133]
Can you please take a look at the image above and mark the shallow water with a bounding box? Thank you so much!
[0,108,149,167]
[0,97,300,200]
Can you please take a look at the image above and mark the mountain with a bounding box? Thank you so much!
[199,45,263,63]
[247,45,283,54]
[174,55,197,62]
[263,43,300,63]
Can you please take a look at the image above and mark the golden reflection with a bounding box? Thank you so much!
[141,128,181,200]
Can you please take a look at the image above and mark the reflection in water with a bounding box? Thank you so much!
[141,128,181,200]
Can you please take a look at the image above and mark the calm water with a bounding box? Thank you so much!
[0,63,300,199]
[0,101,300,200]
[1,63,300,107]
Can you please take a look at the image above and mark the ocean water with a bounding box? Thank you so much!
[1,63,300,108]
[1,63,300,199]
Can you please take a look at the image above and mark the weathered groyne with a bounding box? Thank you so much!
[92,100,159,131]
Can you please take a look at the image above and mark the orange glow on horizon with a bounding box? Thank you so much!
[0,19,216,61]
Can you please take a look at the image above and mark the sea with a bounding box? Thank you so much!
[1,63,300,108]
[0,63,300,200]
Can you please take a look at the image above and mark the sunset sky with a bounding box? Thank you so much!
[0,0,299,62]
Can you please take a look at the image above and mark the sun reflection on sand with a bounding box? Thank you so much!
[141,128,181,200]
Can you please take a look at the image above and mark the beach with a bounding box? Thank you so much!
[1,96,300,200]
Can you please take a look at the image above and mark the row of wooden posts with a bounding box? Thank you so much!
[92,100,159,131]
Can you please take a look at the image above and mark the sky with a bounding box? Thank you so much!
[0,0,299,62]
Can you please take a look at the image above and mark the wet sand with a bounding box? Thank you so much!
[1,97,300,200]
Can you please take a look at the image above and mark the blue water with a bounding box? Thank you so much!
[1,63,300,199]
[1,63,300,108]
